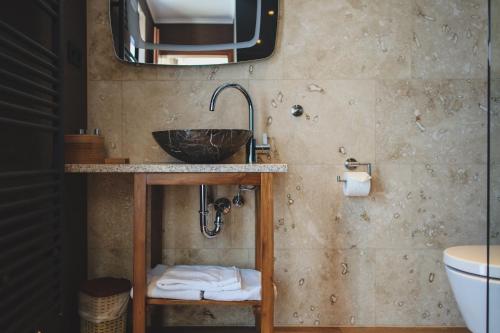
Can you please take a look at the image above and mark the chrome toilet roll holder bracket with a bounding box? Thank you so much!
[337,158,372,183]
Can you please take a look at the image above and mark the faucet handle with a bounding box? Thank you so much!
[256,133,271,152]
[262,133,268,145]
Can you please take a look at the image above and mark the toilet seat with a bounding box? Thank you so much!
[444,246,500,279]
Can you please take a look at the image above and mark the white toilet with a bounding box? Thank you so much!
[444,246,500,333]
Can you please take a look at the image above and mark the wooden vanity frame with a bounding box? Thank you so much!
[132,172,275,333]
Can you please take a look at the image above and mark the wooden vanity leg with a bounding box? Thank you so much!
[254,186,262,329]
[260,173,274,333]
[150,186,164,329]
[151,186,164,267]
[133,174,147,333]
[255,186,262,270]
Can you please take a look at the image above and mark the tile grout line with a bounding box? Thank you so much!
[90,77,489,83]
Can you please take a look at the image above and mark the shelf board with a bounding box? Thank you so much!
[147,298,261,307]
[148,327,257,333]
[147,327,473,333]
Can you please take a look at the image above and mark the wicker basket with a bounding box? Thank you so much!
[79,278,130,333]
[80,311,126,333]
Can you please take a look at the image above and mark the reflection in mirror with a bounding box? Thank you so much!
[109,0,278,66]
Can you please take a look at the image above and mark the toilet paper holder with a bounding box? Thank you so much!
[337,158,372,183]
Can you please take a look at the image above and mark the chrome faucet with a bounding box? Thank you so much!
[209,83,256,163]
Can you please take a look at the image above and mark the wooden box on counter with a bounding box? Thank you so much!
[64,135,105,164]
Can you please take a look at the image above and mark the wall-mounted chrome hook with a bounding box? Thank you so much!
[290,105,304,117]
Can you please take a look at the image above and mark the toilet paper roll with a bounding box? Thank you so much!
[343,172,371,197]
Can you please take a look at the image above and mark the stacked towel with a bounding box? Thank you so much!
[135,264,262,302]
[204,269,261,301]
[156,265,242,292]
[131,265,202,300]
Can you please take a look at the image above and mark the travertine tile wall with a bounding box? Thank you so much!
[87,0,488,327]
[491,0,500,245]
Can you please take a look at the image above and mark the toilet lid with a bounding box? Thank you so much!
[444,246,500,279]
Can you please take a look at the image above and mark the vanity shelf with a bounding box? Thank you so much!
[65,163,287,333]
[147,298,261,307]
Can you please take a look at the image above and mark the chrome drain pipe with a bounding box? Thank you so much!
[199,185,231,239]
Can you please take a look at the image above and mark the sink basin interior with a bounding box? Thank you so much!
[152,129,252,164]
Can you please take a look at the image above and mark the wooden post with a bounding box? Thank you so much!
[259,173,274,333]
[254,186,262,329]
[255,187,262,270]
[150,186,164,268]
[150,185,164,328]
[133,174,147,333]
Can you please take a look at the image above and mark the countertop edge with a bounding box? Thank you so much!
[64,164,288,173]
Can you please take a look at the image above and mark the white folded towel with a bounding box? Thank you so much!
[131,265,202,301]
[156,265,241,292]
[204,269,261,301]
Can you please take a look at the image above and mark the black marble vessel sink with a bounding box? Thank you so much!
[152,129,252,163]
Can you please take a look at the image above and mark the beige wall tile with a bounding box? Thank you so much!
[492,3,500,78]
[87,0,123,81]
[375,249,463,326]
[274,164,339,250]
[282,0,412,80]
[274,164,378,250]
[88,247,133,280]
[490,166,500,244]
[411,163,487,248]
[412,0,487,79]
[121,65,159,81]
[157,64,250,81]
[163,186,213,250]
[490,79,500,245]
[87,81,123,156]
[250,80,376,165]
[366,163,416,249]
[375,80,487,164]
[275,249,375,326]
[162,305,254,326]
[87,174,133,249]
[491,79,500,165]
[166,248,252,269]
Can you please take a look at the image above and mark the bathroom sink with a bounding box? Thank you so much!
[152,129,252,163]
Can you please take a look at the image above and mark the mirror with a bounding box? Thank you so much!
[109,0,278,66]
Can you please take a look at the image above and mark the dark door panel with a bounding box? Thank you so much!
[0,1,64,332]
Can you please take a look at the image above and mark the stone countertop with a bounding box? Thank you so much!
[65,163,288,173]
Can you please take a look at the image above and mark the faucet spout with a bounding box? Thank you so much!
[209,83,256,163]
